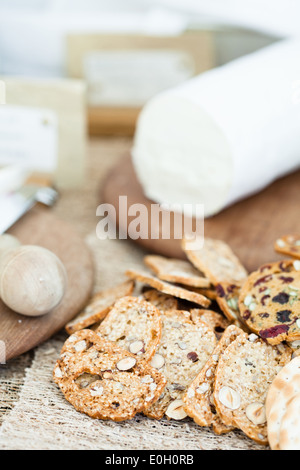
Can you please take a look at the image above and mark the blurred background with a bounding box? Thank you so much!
[0,0,297,190]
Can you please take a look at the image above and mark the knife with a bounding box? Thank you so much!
[0,185,59,235]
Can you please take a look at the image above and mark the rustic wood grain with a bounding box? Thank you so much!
[0,206,94,360]
[102,153,300,273]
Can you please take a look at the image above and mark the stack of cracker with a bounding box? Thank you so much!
[53,233,300,449]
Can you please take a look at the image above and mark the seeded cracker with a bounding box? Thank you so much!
[184,325,246,434]
[65,281,134,334]
[265,356,300,450]
[142,289,178,312]
[144,310,217,420]
[144,255,211,288]
[274,234,300,260]
[239,260,300,345]
[96,296,162,362]
[182,237,248,285]
[190,309,231,338]
[53,329,166,421]
[125,269,211,308]
[213,333,292,445]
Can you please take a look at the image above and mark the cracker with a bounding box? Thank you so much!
[65,280,134,334]
[190,309,230,338]
[142,289,178,312]
[239,260,300,345]
[144,310,217,420]
[125,269,211,308]
[53,329,167,421]
[96,296,162,362]
[279,394,300,450]
[144,255,211,288]
[184,325,246,434]
[274,234,300,260]
[215,282,242,323]
[265,356,300,450]
[213,333,292,445]
[182,237,248,285]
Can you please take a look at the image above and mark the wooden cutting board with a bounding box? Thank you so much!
[0,206,94,361]
[102,154,300,273]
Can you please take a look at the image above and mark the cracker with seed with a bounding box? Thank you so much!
[182,237,248,285]
[144,255,211,288]
[215,282,242,323]
[274,234,300,260]
[142,289,178,312]
[96,296,162,362]
[53,329,166,421]
[184,325,246,434]
[125,269,211,308]
[144,310,217,420]
[65,281,134,335]
[213,332,292,445]
[190,309,231,338]
[238,259,300,345]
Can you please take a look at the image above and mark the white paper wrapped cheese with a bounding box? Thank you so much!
[132,39,300,217]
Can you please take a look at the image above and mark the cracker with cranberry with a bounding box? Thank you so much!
[144,255,211,288]
[96,296,162,362]
[183,325,246,435]
[65,280,134,335]
[125,269,211,308]
[274,234,300,260]
[239,260,300,345]
[53,329,166,421]
[144,310,217,420]
[182,237,248,285]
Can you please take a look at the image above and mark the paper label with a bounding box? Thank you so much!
[84,49,195,107]
[0,81,5,105]
[0,105,58,173]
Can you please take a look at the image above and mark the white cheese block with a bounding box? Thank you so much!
[132,38,300,218]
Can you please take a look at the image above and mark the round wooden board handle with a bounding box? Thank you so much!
[101,153,300,272]
[0,206,94,361]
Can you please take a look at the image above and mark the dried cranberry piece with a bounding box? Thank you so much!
[272,292,290,304]
[254,275,272,287]
[276,310,292,323]
[215,284,225,298]
[259,312,270,318]
[187,352,198,362]
[259,324,289,339]
[243,309,251,320]
[279,262,290,272]
[279,276,294,284]
[261,295,271,306]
